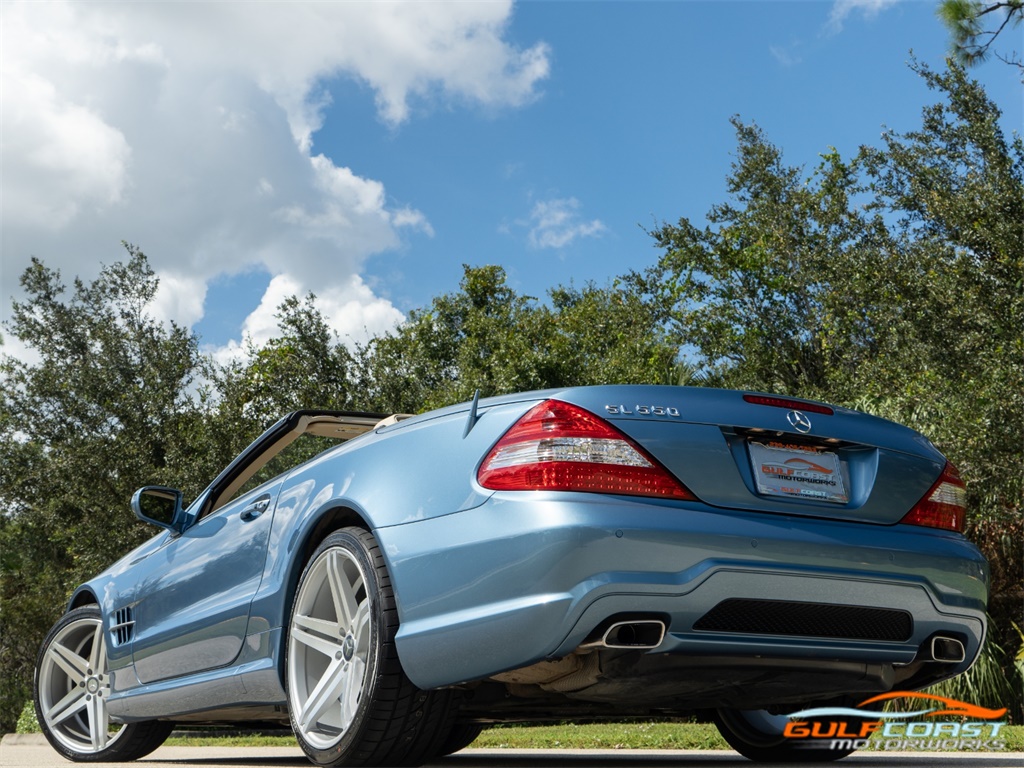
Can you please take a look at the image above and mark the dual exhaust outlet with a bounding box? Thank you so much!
[579,621,967,663]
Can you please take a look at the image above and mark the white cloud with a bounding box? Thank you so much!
[1,1,548,355]
[827,0,901,33]
[526,198,607,250]
[151,273,208,329]
[3,68,132,229]
[392,208,435,238]
[769,44,802,68]
[209,273,404,367]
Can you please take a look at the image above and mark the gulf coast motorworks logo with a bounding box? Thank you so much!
[783,692,1008,752]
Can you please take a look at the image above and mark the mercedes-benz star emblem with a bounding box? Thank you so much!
[786,410,812,434]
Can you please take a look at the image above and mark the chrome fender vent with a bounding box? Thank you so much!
[111,606,136,647]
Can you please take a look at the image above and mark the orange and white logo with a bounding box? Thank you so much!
[783,692,1008,751]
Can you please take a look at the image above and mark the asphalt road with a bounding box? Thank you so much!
[3,737,1023,768]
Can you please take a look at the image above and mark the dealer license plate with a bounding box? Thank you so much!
[749,441,848,504]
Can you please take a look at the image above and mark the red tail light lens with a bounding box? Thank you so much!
[743,394,834,415]
[900,462,967,533]
[478,400,696,500]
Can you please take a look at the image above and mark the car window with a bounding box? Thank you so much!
[228,433,342,504]
[197,411,404,521]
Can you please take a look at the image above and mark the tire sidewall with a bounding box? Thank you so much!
[286,528,387,765]
[714,707,860,763]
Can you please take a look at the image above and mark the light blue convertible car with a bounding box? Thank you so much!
[34,386,988,764]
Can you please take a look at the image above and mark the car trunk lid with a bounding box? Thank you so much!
[558,386,946,526]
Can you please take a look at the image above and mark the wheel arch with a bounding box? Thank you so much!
[297,502,373,583]
[67,586,99,611]
[275,502,372,681]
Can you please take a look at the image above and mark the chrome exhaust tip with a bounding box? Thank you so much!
[930,636,966,663]
[600,620,666,649]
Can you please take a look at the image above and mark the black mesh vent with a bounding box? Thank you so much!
[693,598,913,642]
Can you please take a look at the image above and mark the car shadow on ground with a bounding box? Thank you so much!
[147,752,1023,768]
[438,756,1024,768]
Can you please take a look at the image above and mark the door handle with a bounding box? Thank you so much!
[240,495,272,521]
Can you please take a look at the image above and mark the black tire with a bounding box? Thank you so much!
[438,722,484,755]
[714,708,859,763]
[285,527,456,767]
[34,605,174,762]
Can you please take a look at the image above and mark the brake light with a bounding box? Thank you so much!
[743,394,834,415]
[478,400,696,500]
[900,462,967,533]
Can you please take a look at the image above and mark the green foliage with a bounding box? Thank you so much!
[16,700,39,734]
[856,60,1023,524]
[938,0,1024,74]
[217,294,358,426]
[645,60,1023,526]
[354,265,552,411]
[644,59,1022,709]
[0,246,213,732]
[639,120,896,399]
[472,721,729,750]
[354,264,678,412]
[922,623,1024,722]
[546,280,682,387]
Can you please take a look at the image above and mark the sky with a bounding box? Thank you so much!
[2,0,1021,364]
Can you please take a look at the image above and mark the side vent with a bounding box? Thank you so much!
[111,606,136,647]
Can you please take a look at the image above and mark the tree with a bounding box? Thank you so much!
[644,61,1022,523]
[354,265,680,413]
[645,61,1022,709]
[0,247,210,731]
[546,279,684,387]
[858,63,1023,656]
[938,0,1024,75]
[639,118,900,401]
[214,294,359,446]
[353,265,559,412]
[858,60,1023,523]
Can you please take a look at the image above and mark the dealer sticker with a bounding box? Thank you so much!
[749,441,848,504]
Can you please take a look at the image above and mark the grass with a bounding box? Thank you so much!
[165,732,298,747]
[18,698,1022,752]
[469,722,727,750]
[163,723,729,750]
[164,722,1024,751]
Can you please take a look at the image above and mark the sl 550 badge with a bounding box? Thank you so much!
[605,404,681,417]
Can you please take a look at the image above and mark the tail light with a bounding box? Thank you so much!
[478,400,696,500]
[743,394,834,415]
[900,462,967,533]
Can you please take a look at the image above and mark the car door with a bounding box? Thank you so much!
[129,480,282,683]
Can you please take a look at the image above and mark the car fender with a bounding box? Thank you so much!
[244,401,538,643]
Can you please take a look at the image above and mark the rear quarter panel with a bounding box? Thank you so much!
[244,399,539,635]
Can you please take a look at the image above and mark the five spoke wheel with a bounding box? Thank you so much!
[288,543,372,749]
[34,605,173,762]
[286,528,458,767]
[36,612,123,754]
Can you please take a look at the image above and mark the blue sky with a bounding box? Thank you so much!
[2,1,1020,362]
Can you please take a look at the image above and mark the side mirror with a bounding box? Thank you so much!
[132,486,185,533]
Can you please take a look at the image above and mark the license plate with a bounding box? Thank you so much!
[749,441,848,504]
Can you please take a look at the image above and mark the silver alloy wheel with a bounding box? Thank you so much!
[287,545,372,750]
[37,615,126,754]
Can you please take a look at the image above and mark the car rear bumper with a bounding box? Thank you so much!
[376,492,988,691]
